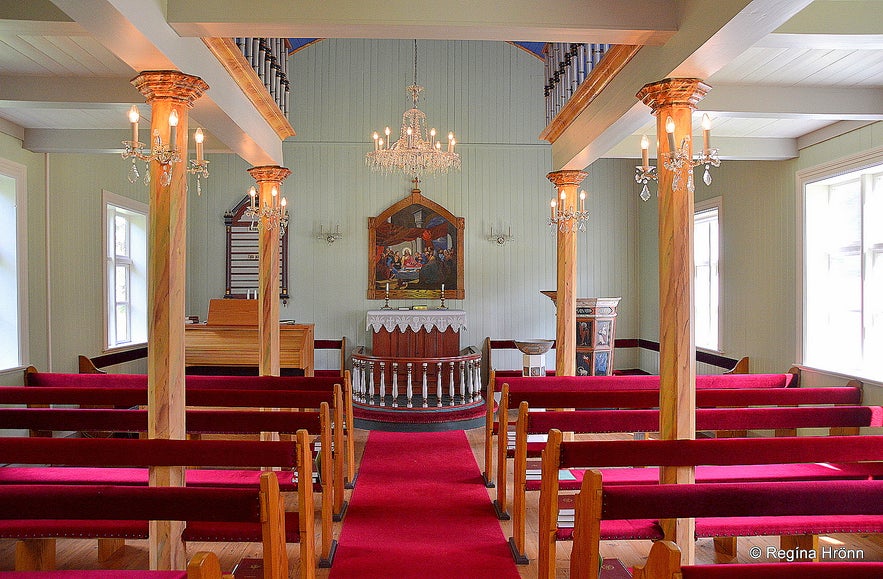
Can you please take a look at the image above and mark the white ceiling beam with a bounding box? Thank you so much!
[550,0,815,170]
[700,85,883,121]
[49,0,282,166]
[603,133,798,161]
[0,75,142,106]
[165,0,678,44]
[796,120,878,150]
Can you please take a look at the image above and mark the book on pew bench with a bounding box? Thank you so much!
[233,558,263,579]
[525,460,577,482]
[558,494,576,527]
[507,433,549,451]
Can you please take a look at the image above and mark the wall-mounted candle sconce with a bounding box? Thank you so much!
[316,224,343,245]
[487,226,514,246]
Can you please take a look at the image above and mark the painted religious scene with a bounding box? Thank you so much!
[368,188,465,300]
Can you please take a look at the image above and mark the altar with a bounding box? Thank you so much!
[367,309,466,358]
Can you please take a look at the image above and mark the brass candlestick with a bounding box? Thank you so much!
[382,282,392,309]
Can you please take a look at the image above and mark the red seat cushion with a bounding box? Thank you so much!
[0,572,187,578]
[555,519,663,541]
[680,562,883,579]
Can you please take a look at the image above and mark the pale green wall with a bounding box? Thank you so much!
[637,122,883,374]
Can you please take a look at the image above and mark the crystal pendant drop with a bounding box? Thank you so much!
[703,165,713,186]
[143,166,150,185]
[196,178,202,196]
[127,160,139,184]
[640,183,651,201]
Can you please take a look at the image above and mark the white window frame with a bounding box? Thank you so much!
[0,158,28,371]
[694,196,722,352]
[796,146,883,382]
[103,191,148,351]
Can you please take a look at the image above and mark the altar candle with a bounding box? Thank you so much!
[441,283,445,295]
[168,109,179,151]
[640,134,649,172]
[702,113,711,153]
[128,105,139,143]
[194,128,204,162]
[385,282,389,295]
[665,116,676,152]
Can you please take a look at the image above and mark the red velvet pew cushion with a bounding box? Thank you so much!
[0,572,187,578]
[184,511,301,543]
[0,520,148,540]
[556,519,663,541]
[695,515,883,537]
[680,562,883,579]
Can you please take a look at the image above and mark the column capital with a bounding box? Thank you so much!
[546,169,588,188]
[636,78,710,114]
[248,165,292,184]
[131,71,209,106]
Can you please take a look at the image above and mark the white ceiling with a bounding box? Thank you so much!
[0,0,880,167]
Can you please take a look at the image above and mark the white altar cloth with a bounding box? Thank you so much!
[367,309,467,333]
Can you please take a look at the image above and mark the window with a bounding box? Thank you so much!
[694,198,721,351]
[104,191,147,350]
[802,160,883,382]
[0,159,27,370]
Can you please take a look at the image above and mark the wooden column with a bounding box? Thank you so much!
[547,170,587,377]
[636,77,710,565]
[247,165,291,378]
[132,70,208,571]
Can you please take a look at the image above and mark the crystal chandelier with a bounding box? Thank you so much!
[366,40,460,177]
[635,114,720,199]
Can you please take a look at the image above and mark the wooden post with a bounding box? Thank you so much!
[247,165,291,378]
[131,70,209,571]
[247,165,291,443]
[636,77,710,565]
[547,170,588,377]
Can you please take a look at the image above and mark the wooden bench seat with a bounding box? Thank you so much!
[0,405,338,567]
[0,434,310,578]
[514,405,883,564]
[25,368,358,489]
[0,550,228,578]
[484,370,799,487]
[495,385,865,520]
[635,540,883,579]
[541,431,883,579]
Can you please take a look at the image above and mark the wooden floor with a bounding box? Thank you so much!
[1,426,881,577]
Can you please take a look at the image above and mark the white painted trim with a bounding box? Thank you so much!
[795,146,883,372]
[0,157,28,370]
[694,196,722,353]
[101,190,149,352]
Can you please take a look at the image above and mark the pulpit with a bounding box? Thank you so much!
[367,309,466,357]
[542,292,620,376]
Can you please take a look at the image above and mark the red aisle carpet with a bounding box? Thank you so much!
[329,430,521,579]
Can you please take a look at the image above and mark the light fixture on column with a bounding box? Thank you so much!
[365,40,460,177]
[548,188,589,232]
[244,185,288,237]
[635,113,720,199]
[122,105,210,191]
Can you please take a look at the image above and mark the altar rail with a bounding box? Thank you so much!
[352,346,482,409]
[545,43,613,124]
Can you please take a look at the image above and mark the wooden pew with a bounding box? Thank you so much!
[634,540,883,579]
[489,371,803,517]
[0,551,233,578]
[0,434,313,578]
[26,366,358,493]
[500,383,864,524]
[314,337,347,378]
[516,403,882,565]
[483,370,795,489]
[0,405,337,568]
[540,431,883,579]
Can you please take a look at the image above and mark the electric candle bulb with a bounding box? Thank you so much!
[194,128,204,163]
[248,186,257,209]
[430,128,436,141]
[378,138,384,149]
[665,116,676,151]
[372,131,379,151]
[640,134,649,171]
[385,126,391,148]
[450,138,456,153]
[447,132,454,152]
[579,189,586,212]
[550,199,556,220]
[435,142,441,150]
[702,113,712,152]
[128,105,139,143]
[168,109,179,151]
[281,197,287,208]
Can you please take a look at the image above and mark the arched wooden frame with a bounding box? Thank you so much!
[368,187,465,301]
[224,196,290,303]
